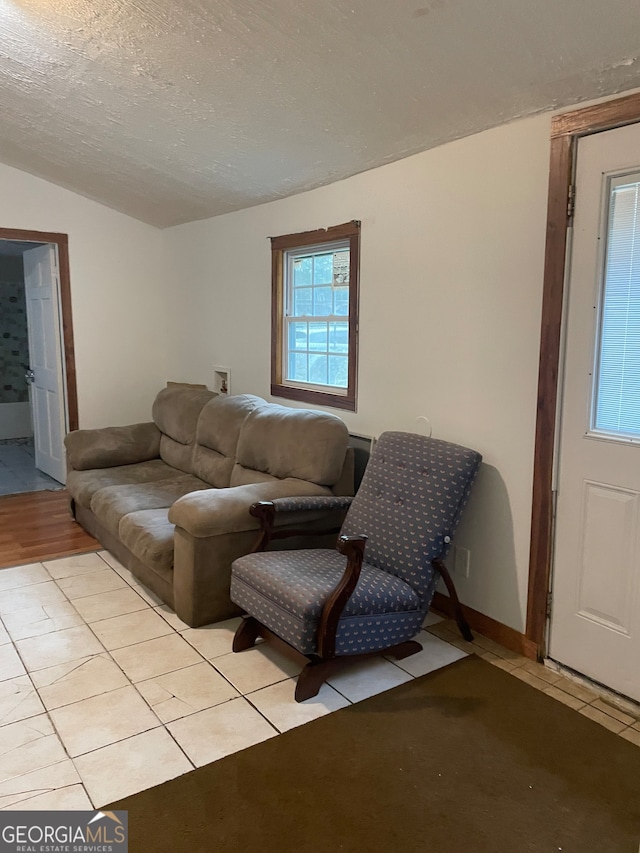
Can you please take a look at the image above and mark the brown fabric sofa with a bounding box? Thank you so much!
[65,385,353,627]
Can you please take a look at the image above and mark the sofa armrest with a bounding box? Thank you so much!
[168,479,332,538]
[65,422,162,471]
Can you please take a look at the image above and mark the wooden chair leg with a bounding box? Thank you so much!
[233,616,262,652]
[295,659,336,701]
[432,558,474,642]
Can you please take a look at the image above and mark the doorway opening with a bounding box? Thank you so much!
[0,229,77,497]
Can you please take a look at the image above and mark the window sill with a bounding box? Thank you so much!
[271,382,356,412]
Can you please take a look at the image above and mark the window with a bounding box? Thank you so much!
[593,174,640,439]
[271,221,360,411]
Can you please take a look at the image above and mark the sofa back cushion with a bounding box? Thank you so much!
[232,403,349,487]
[192,394,263,487]
[152,385,217,474]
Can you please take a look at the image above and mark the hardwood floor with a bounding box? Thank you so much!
[0,489,98,568]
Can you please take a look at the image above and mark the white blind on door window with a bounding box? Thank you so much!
[594,178,640,437]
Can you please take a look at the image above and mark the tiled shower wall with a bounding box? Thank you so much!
[0,255,28,404]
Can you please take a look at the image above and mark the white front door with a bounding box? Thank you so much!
[550,122,640,703]
[23,244,67,484]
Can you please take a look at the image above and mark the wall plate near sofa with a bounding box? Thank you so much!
[212,365,231,395]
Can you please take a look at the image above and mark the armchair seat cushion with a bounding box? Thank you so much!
[231,549,424,656]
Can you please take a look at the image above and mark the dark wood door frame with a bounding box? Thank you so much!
[0,228,78,432]
[526,91,640,657]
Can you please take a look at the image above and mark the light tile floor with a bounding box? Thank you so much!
[0,440,63,497]
[0,551,638,810]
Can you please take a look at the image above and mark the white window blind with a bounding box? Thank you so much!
[594,176,640,438]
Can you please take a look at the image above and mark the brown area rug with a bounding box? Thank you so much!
[111,656,640,853]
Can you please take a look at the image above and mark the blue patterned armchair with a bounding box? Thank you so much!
[230,431,482,700]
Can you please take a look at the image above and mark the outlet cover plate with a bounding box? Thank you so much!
[454,546,470,578]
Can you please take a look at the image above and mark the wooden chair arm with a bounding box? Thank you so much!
[248,501,275,552]
[249,500,345,553]
[317,534,368,658]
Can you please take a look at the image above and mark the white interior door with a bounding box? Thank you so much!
[550,123,640,703]
[23,244,67,484]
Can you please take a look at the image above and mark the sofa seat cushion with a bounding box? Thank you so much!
[230,549,423,656]
[119,508,176,574]
[90,475,211,536]
[67,460,179,509]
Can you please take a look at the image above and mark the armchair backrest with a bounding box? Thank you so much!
[340,431,482,602]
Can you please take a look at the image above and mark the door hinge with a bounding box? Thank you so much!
[546,591,553,618]
[567,184,576,221]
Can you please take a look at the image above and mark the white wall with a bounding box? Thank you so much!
[0,163,171,428]
[164,113,553,632]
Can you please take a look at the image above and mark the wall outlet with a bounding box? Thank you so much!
[454,545,470,579]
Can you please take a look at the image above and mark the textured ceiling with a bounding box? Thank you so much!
[2,0,640,228]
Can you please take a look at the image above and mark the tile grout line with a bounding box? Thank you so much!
[51,556,185,757]
[240,686,290,735]
[44,554,246,720]
[84,556,305,793]
[21,612,98,811]
[0,613,94,810]
[40,553,196,804]
[98,560,248,711]
[47,553,276,782]
[2,554,167,806]
[0,562,75,768]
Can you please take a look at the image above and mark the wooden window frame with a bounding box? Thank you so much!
[270,221,360,412]
[527,92,640,658]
